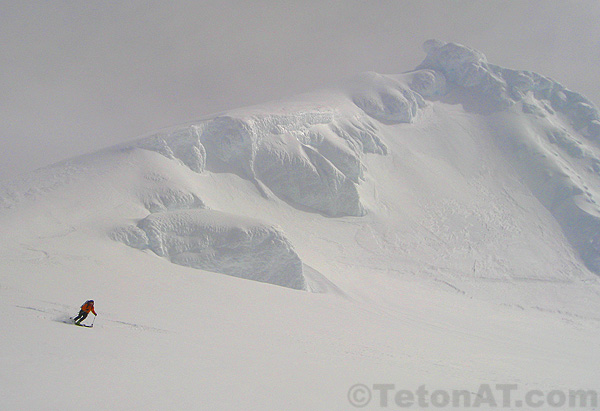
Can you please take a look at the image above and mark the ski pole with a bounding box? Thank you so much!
[91,315,96,327]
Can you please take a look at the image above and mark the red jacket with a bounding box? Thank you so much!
[81,301,97,315]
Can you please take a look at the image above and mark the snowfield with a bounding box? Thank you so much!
[2,40,600,410]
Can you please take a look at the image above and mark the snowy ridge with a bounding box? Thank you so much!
[418,38,600,132]
[3,40,600,281]
[132,106,390,217]
[122,39,600,275]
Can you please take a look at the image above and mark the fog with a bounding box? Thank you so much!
[2,0,599,181]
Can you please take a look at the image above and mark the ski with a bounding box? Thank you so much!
[70,318,93,327]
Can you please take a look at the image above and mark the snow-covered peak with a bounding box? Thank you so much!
[417,40,600,136]
[3,40,600,286]
[420,40,491,78]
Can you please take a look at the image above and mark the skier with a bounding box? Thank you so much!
[73,300,97,325]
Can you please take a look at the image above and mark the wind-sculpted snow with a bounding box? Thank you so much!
[418,40,600,135]
[133,109,388,217]
[114,209,306,290]
[349,71,425,123]
[198,112,390,216]
[135,126,206,173]
[406,69,448,98]
[124,66,445,218]
[139,185,205,214]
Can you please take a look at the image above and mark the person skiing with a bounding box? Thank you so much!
[73,300,97,325]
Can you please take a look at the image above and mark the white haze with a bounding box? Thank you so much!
[1,0,600,181]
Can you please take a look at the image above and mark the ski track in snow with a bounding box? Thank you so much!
[14,303,170,333]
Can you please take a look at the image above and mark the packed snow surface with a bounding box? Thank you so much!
[2,40,600,410]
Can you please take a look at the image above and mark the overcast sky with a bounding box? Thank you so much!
[2,0,599,181]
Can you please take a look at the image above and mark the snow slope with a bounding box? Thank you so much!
[1,41,600,410]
